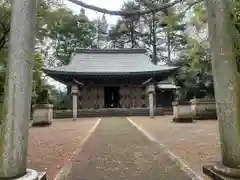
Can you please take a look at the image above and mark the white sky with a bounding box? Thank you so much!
[64,0,125,25]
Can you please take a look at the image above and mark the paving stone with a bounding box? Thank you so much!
[67,117,192,180]
[28,118,98,180]
[130,116,221,179]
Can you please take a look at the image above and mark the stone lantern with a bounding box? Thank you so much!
[147,83,155,118]
[71,84,79,121]
[32,89,54,126]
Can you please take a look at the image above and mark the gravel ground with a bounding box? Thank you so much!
[67,117,192,180]
[28,118,99,180]
[129,116,221,179]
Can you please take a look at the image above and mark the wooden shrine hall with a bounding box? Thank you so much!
[43,48,178,118]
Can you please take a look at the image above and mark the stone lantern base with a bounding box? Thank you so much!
[32,104,54,126]
[172,101,193,122]
[190,99,217,120]
[203,163,240,180]
[13,169,46,180]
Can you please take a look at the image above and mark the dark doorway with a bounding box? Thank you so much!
[104,87,120,108]
[156,90,174,108]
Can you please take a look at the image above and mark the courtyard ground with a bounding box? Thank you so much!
[129,116,221,179]
[67,117,192,180]
[28,118,99,180]
[27,116,220,180]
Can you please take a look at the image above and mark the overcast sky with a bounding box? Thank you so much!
[64,0,125,25]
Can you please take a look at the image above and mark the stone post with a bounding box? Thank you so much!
[203,0,240,179]
[147,83,155,118]
[149,92,154,118]
[71,85,79,121]
[0,0,39,179]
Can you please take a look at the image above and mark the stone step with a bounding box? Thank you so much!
[53,108,173,118]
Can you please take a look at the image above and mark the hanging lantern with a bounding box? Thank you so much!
[78,8,89,23]
[118,20,130,33]
[156,11,168,27]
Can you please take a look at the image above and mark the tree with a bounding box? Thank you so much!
[174,38,213,101]
[170,0,214,101]
[106,0,141,49]
[92,14,109,48]
[47,8,97,65]
[0,0,62,97]
[0,1,10,52]
[107,25,126,48]
[32,52,45,96]
[40,83,67,109]
[106,0,188,63]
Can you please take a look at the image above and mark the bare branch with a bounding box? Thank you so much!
[0,11,10,23]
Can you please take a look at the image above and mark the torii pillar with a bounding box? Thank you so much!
[203,0,240,179]
[0,0,46,179]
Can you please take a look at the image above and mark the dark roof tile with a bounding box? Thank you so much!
[44,48,178,75]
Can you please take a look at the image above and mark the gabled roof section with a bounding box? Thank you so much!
[44,48,178,76]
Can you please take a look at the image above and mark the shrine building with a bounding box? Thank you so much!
[43,48,178,118]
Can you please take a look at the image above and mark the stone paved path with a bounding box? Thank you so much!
[67,117,192,180]
[130,116,220,179]
[28,118,99,180]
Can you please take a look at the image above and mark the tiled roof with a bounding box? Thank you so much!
[44,48,178,75]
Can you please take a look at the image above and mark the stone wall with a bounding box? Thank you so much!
[172,101,192,122]
[190,99,217,120]
[172,99,217,122]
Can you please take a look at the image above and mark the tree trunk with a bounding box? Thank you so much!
[205,0,240,170]
[152,11,157,65]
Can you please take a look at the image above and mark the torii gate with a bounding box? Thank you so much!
[0,0,240,179]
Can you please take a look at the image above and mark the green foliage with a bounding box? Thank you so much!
[0,1,56,97]
[106,0,141,48]
[0,1,97,99]
[107,0,188,63]
[42,84,67,109]
[91,14,109,48]
[49,8,97,65]
[174,38,214,101]
[35,88,50,104]
[231,0,240,32]
[163,7,188,62]
[2,0,240,104]
[190,1,207,31]
[107,25,126,48]
[170,1,215,101]
[0,1,10,51]
[33,52,45,96]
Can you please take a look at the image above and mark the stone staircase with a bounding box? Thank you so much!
[53,107,173,119]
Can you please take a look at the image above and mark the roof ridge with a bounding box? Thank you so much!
[75,48,147,54]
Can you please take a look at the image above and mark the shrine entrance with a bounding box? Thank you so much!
[104,86,120,108]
